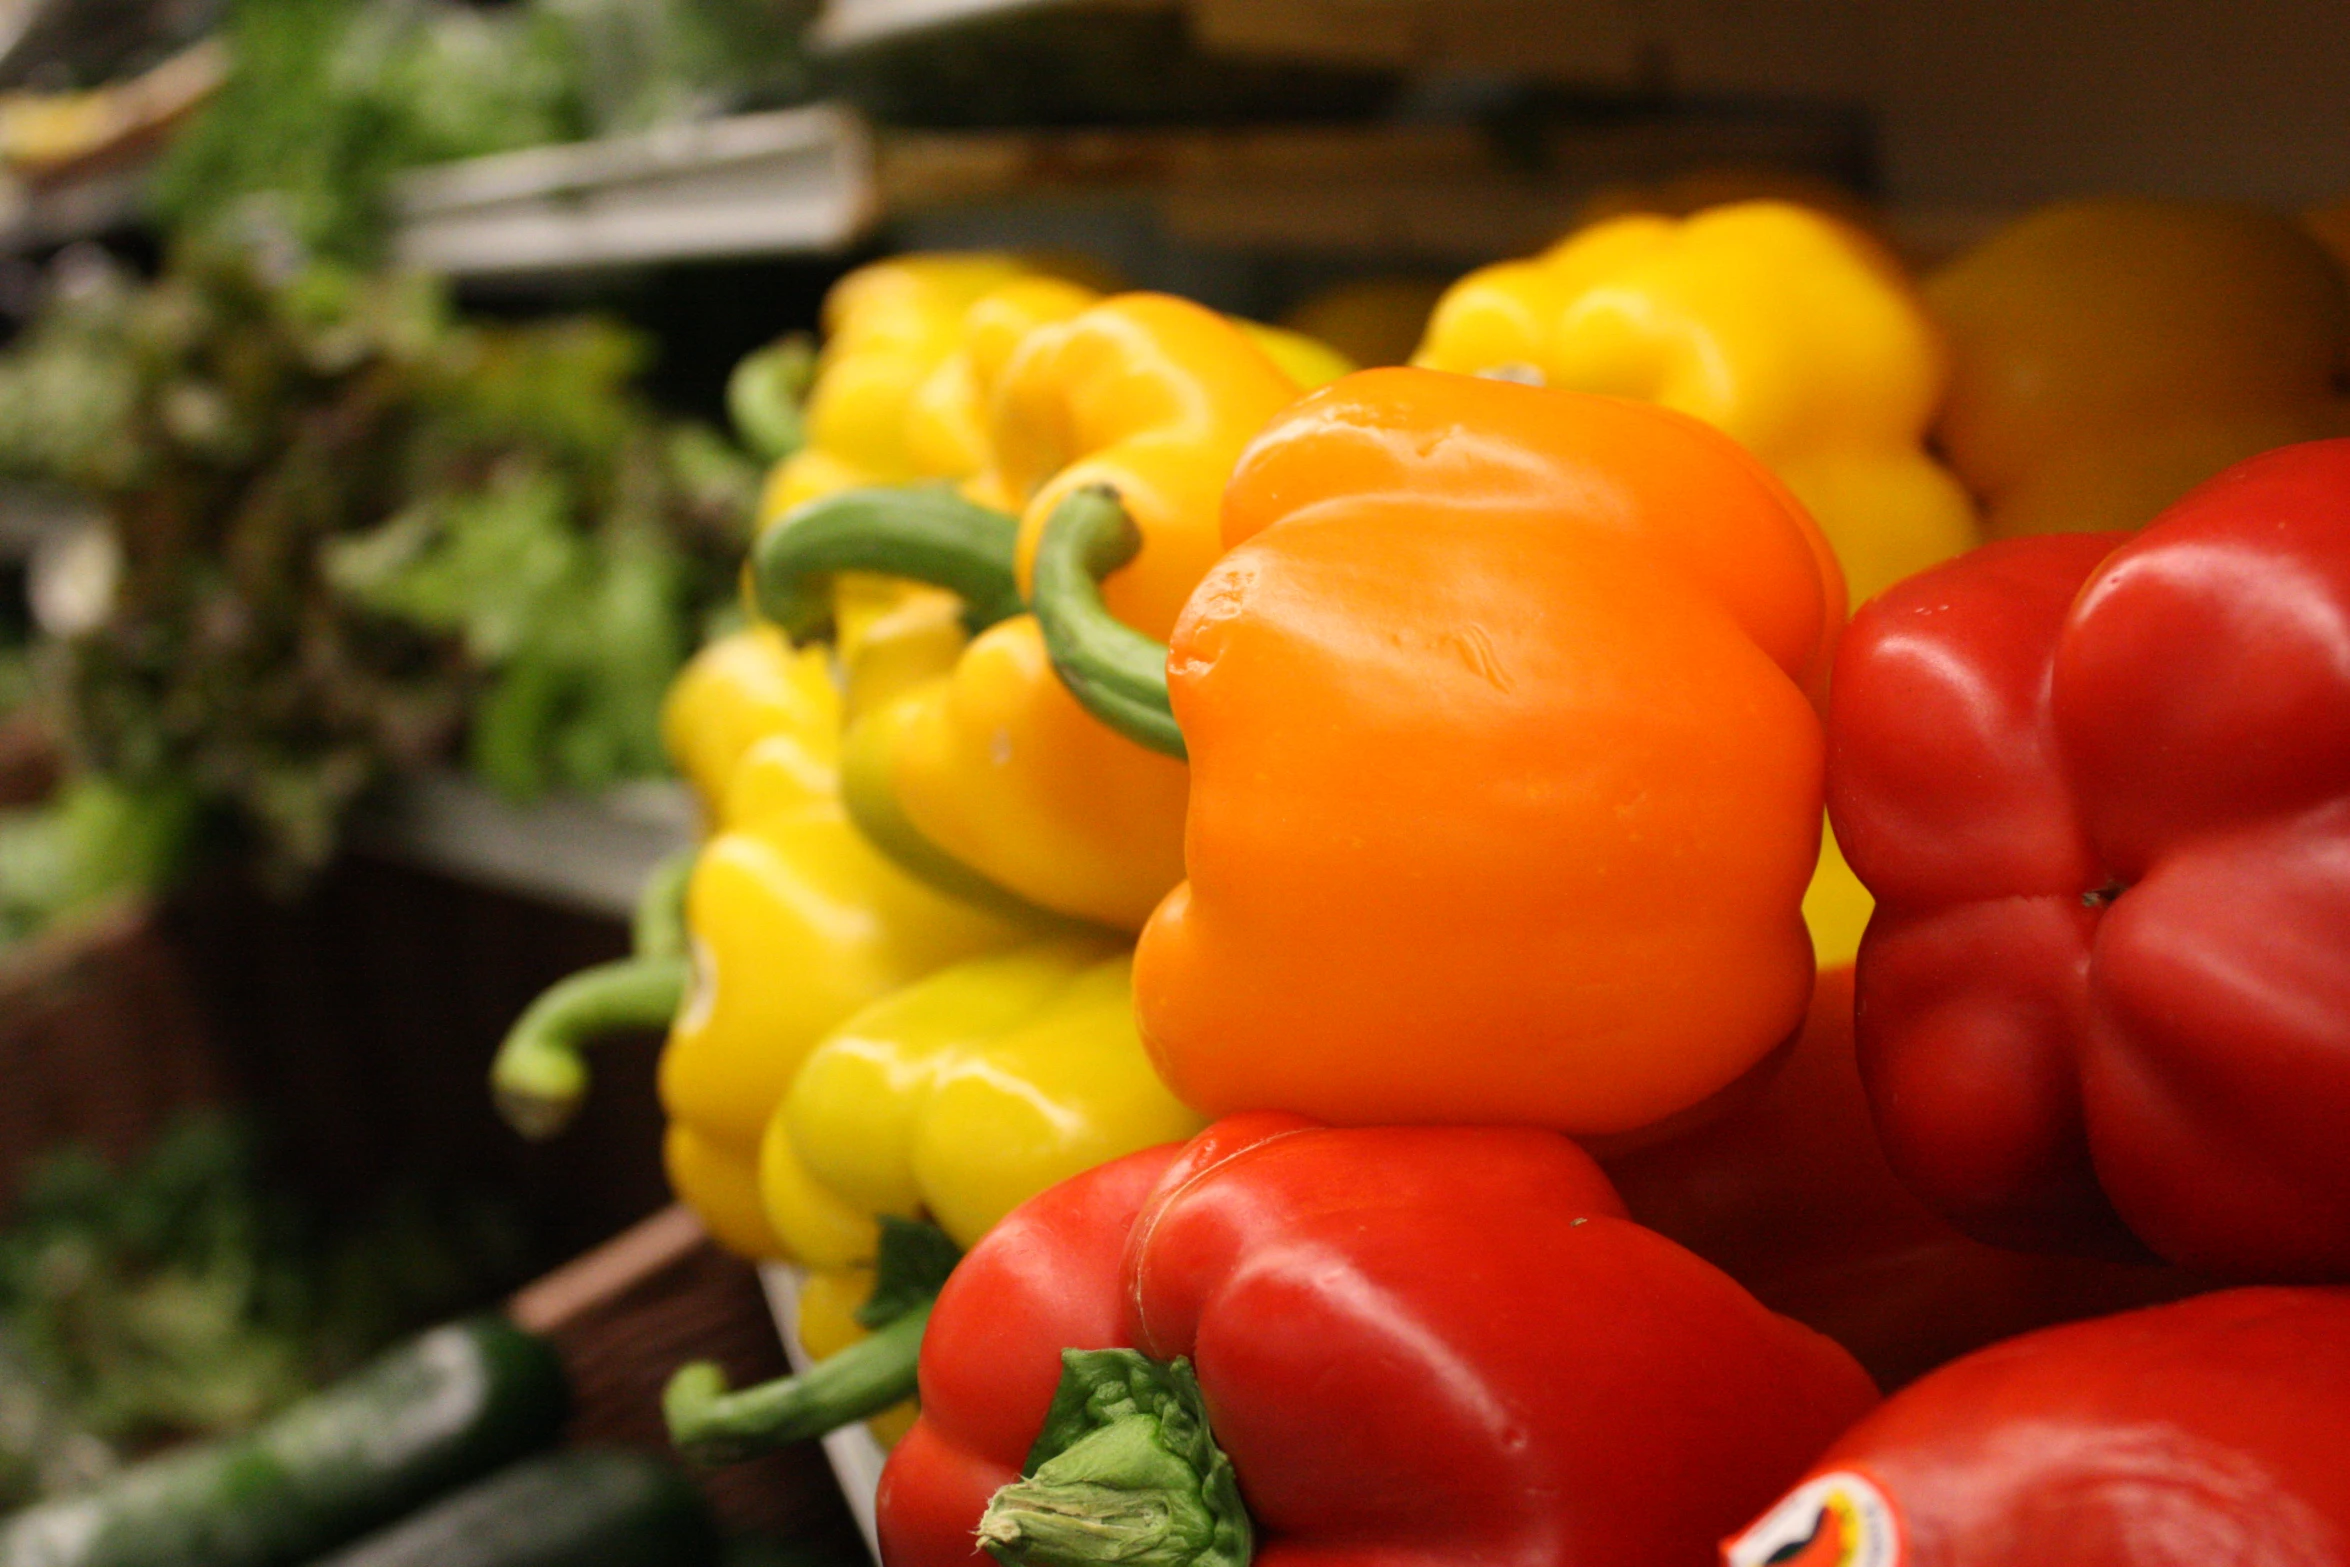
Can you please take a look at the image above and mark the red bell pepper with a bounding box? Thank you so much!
[879,1114,1878,1567]
[1826,439,2350,1275]
[1604,968,2207,1390]
[1725,1287,2350,1567]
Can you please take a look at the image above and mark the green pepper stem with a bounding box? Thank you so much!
[630,848,696,963]
[728,332,816,462]
[1029,486,1186,760]
[665,1297,933,1466]
[753,485,1025,642]
[979,1350,1249,1567]
[490,954,688,1140]
[835,710,1094,931]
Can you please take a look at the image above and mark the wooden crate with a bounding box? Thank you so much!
[0,899,224,1209]
[0,714,56,809]
[513,1206,859,1543]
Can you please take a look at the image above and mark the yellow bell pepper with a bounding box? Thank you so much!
[1575,168,1882,237]
[758,939,1202,1265]
[1278,276,1450,369]
[1414,199,1978,605]
[494,614,1038,1259]
[759,253,1042,519]
[659,625,839,825]
[901,276,1107,489]
[1235,317,1357,394]
[755,293,1341,930]
[656,800,1036,1257]
[1926,197,2350,540]
[1802,820,1872,972]
[666,939,1204,1457]
[755,257,1106,658]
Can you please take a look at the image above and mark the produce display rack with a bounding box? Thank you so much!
[878,115,1862,261]
[390,101,1866,279]
[513,1207,859,1545]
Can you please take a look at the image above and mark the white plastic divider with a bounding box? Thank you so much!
[393,104,877,278]
[758,1262,892,1564]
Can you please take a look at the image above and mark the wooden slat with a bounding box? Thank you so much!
[878,113,1861,259]
[1189,0,1644,83]
[0,900,225,1208]
[517,1206,854,1541]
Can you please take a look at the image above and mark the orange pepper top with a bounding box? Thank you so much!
[1134,367,1841,1135]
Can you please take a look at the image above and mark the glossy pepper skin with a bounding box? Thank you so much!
[1926,198,2350,541]
[879,1115,1880,1567]
[762,253,1053,515]
[1826,439,2350,1275]
[1726,1288,2350,1567]
[660,625,841,825]
[508,603,1035,1258]
[1607,966,2206,1391]
[764,294,1334,931]
[659,790,1039,1258]
[759,940,1204,1271]
[601,608,1048,1256]
[1415,200,1977,604]
[761,259,1103,663]
[1130,368,1843,1134]
[667,941,1206,1455]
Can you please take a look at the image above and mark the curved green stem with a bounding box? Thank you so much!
[837,711,1091,932]
[630,848,696,962]
[728,332,816,463]
[753,485,1025,642]
[1029,485,1185,760]
[665,1298,933,1466]
[491,955,688,1140]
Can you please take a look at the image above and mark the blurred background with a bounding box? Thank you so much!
[0,0,2341,1560]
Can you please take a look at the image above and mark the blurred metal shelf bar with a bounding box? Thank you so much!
[392,103,876,278]
[352,770,696,921]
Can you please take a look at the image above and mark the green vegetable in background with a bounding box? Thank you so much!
[0,776,199,944]
[0,1316,565,1567]
[0,236,752,887]
[307,1449,717,1567]
[0,1116,532,1514]
[724,334,815,466]
[150,0,814,267]
[151,0,585,266]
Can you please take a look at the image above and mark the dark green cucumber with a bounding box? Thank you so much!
[307,1450,717,1567]
[0,1317,567,1567]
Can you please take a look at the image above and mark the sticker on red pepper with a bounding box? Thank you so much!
[1724,1470,1903,1567]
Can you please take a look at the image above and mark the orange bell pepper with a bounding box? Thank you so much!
[1031,367,1842,1134]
